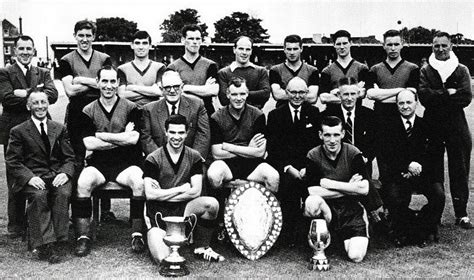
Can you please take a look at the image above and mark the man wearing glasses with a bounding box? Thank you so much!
[140,70,210,158]
[267,77,321,245]
[419,32,473,229]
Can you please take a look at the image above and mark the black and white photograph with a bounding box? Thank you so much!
[0,0,473,278]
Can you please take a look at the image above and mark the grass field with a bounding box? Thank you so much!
[0,81,473,278]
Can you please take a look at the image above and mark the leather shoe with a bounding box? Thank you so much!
[36,243,61,264]
[131,235,145,253]
[456,217,474,229]
[75,237,91,257]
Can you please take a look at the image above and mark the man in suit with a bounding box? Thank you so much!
[266,77,321,245]
[6,90,75,263]
[322,77,384,230]
[380,89,444,247]
[0,35,58,238]
[141,70,210,158]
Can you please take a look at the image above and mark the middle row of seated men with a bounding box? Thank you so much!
[7,63,444,265]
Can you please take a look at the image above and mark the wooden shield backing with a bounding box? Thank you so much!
[224,181,282,260]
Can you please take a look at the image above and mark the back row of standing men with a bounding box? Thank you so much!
[0,19,471,264]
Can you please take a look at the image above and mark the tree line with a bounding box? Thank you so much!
[94,9,472,44]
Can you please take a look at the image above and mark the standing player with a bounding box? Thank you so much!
[118,30,165,108]
[144,114,224,263]
[319,30,368,111]
[304,116,369,263]
[217,36,270,109]
[0,35,58,238]
[366,29,419,193]
[57,20,111,165]
[72,66,145,257]
[167,24,219,117]
[269,34,319,108]
[419,32,473,229]
[57,20,114,221]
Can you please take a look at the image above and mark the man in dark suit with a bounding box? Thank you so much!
[0,35,58,238]
[266,77,321,245]
[322,77,383,228]
[141,69,210,158]
[6,90,75,263]
[380,89,444,247]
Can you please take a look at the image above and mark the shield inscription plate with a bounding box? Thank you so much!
[224,181,282,260]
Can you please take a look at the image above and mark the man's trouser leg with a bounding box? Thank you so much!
[4,144,26,235]
[446,121,472,218]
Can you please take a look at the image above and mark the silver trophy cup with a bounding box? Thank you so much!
[308,219,331,271]
[156,213,197,277]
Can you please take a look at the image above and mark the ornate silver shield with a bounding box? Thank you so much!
[224,181,282,260]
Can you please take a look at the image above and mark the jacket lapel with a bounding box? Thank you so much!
[29,66,40,88]
[156,100,168,133]
[12,63,28,89]
[26,119,47,154]
[46,120,59,154]
[180,96,191,119]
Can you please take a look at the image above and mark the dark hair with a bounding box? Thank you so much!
[337,77,358,87]
[396,89,418,103]
[74,19,96,34]
[181,24,203,38]
[332,30,351,42]
[234,36,253,48]
[96,65,117,79]
[284,34,302,47]
[14,35,35,47]
[227,76,247,88]
[165,114,188,131]
[320,116,343,131]
[132,30,151,44]
[433,31,451,41]
[26,88,47,103]
[383,29,401,41]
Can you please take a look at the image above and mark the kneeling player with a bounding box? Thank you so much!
[304,116,369,263]
[144,114,224,263]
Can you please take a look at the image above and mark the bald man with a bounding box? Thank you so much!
[267,77,322,245]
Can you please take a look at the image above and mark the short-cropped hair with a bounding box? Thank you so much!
[74,19,96,34]
[181,24,203,38]
[132,30,151,43]
[433,31,451,41]
[165,114,188,131]
[284,34,302,47]
[383,29,401,41]
[321,116,343,130]
[234,36,253,48]
[14,35,35,47]
[227,76,247,89]
[332,30,351,42]
[96,65,117,79]
[337,77,358,87]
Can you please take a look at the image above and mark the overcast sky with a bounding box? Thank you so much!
[1,0,472,58]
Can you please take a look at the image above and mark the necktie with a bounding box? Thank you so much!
[345,111,353,144]
[406,120,412,138]
[171,105,176,115]
[40,122,51,154]
[25,66,31,87]
[294,109,299,124]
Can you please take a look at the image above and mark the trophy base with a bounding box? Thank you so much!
[309,257,330,271]
[159,260,189,277]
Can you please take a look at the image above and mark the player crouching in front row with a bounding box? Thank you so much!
[144,114,225,263]
[304,116,369,263]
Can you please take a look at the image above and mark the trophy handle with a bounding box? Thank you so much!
[184,213,197,240]
[155,212,166,231]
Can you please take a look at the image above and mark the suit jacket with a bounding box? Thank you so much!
[379,115,429,184]
[323,105,376,161]
[0,63,58,144]
[141,94,210,157]
[5,119,76,192]
[266,103,321,173]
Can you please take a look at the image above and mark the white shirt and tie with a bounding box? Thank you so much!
[166,101,180,115]
[341,106,355,144]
